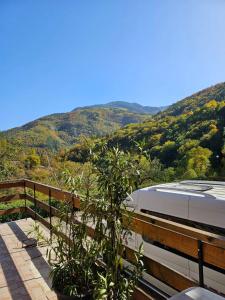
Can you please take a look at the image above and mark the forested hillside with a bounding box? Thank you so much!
[1,83,224,185]
[2,107,150,150]
[67,83,225,179]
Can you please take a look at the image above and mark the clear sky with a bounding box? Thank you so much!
[0,0,225,130]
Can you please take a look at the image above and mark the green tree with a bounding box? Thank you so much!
[24,149,41,169]
[186,146,212,177]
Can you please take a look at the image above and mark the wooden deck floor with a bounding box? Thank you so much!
[0,218,58,300]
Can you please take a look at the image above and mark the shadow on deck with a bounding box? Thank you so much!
[0,218,58,300]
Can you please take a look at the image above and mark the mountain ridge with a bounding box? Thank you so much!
[72,101,167,115]
[2,105,155,150]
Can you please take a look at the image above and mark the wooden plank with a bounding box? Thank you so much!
[26,206,35,218]
[132,287,154,300]
[0,180,24,189]
[24,194,61,218]
[26,199,94,239]
[25,194,50,213]
[126,214,225,271]
[0,194,24,203]
[133,211,225,249]
[129,216,198,258]
[125,247,197,292]
[0,207,25,216]
[203,243,225,270]
[25,180,80,209]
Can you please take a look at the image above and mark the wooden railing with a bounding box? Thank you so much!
[0,179,225,299]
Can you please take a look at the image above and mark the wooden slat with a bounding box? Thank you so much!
[129,216,198,258]
[0,180,24,189]
[76,218,198,292]
[129,216,225,271]
[132,287,154,300]
[0,207,25,216]
[125,247,197,292]
[25,180,80,209]
[133,211,225,249]
[0,194,24,203]
[26,206,35,218]
[25,194,50,213]
[204,243,225,270]
[24,194,61,218]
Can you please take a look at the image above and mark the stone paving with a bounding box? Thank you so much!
[0,218,58,300]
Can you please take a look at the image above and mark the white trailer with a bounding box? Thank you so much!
[126,180,225,296]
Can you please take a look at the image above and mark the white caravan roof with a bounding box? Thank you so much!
[128,180,225,229]
[169,287,225,300]
[141,180,225,200]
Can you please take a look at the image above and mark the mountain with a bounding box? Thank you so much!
[159,82,225,117]
[1,105,153,150]
[66,83,225,178]
[73,101,167,115]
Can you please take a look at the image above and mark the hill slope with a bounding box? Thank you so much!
[159,82,225,117]
[67,83,225,178]
[2,106,151,150]
[73,101,166,115]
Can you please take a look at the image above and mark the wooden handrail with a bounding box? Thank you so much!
[24,179,80,208]
[0,179,225,297]
[0,180,25,189]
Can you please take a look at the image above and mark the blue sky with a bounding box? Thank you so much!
[0,0,225,130]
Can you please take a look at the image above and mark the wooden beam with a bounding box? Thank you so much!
[125,247,197,292]
[129,216,198,258]
[0,180,24,189]
[0,207,25,216]
[132,287,155,300]
[129,216,225,271]
[133,211,225,249]
[204,243,225,270]
[24,180,80,209]
[0,194,24,203]
[24,194,61,218]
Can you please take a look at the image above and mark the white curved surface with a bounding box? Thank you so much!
[169,287,225,300]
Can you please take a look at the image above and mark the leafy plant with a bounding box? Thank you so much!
[31,185,100,298]
[84,143,144,300]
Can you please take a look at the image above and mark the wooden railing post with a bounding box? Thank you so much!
[24,180,27,220]
[198,240,204,287]
[49,188,52,241]
[34,183,37,220]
